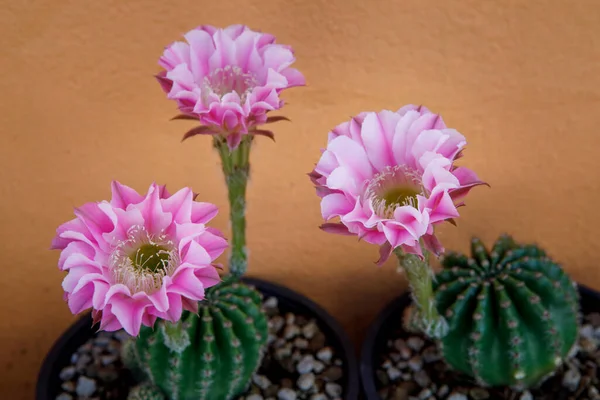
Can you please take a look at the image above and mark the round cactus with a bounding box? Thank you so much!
[126,278,268,400]
[433,235,579,389]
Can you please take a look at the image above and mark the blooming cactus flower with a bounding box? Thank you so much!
[51,182,227,336]
[157,24,305,149]
[310,105,485,263]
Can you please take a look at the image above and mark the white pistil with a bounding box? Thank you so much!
[109,225,179,294]
[202,65,258,104]
[364,165,425,218]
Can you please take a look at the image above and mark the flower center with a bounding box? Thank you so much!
[202,65,258,103]
[109,225,179,293]
[364,165,424,218]
[128,244,171,273]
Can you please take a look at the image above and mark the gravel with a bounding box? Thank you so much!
[56,293,346,400]
[55,330,132,400]
[238,296,346,399]
[375,311,600,399]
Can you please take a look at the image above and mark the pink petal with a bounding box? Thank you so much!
[208,30,236,70]
[98,307,123,332]
[137,185,173,235]
[191,201,219,224]
[376,242,393,265]
[314,150,340,178]
[280,68,306,87]
[161,187,194,224]
[319,223,353,235]
[391,110,422,166]
[169,266,207,299]
[166,293,183,322]
[182,297,199,313]
[58,241,95,270]
[147,281,169,313]
[183,29,214,80]
[195,230,228,260]
[194,265,221,288]
[321,193,353,220]
[67,284,94,314]
[110,181,143,209]
[327,135,373,182]
[426,189,460,224]
[62,264,100,292]
[181,240,212,266]
[360,111,396,170]
[326,167,359,196]
[421,157,459,193]
[110,294,150,336]
[422,233,444,256]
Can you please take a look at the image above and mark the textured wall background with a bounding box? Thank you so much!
[2,0,600,397]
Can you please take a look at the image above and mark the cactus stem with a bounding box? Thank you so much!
[394,246,449,339]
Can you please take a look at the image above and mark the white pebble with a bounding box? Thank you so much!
[309,395,327,400]
[580,324,594,339]
[285,313,296,326]
[59,366,76,381]
[247,395,264,400]
[252,374,272,390]
[297,373,315,391]
[386,366,401,381]
[293,338,309,349]
[283,325,300,339]
[269,316,285,333]
[278,388,297,400]
[325,382,342,397]
[312,360,325,373]
[297,355,315,374]
[264,296,278,309]
[562,368,581,392]
[408,356,423,371]
[302,321,318,339]
[447,392,468,400]
[407,336,425,351]
[519,391,533,400]
[316,347,333,362]
[75,376,96,397]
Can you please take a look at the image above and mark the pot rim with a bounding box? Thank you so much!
[37,276,359,400]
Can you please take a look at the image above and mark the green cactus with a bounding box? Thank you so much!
[125,278,268,400]
[433,235,580,389]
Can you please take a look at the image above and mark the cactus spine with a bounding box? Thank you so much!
[433,235,579,389]
[123,278,268,400]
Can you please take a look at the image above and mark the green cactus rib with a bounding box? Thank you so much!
[433,235,579,389]
[126,278,268,400]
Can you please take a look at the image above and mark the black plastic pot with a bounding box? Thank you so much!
[360,284,600,399]
[37,277,359,400]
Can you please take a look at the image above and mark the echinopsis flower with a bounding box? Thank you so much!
[157,24,305,149]
[310,105,485,263]
[51,182,227,336]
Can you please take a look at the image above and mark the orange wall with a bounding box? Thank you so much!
[2,0,600,397]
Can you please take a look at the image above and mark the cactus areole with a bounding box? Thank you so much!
[433,235,579,389]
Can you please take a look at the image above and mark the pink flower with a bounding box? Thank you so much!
[157,24,305,149]
[51,181,227,336]
[310,105,486,263]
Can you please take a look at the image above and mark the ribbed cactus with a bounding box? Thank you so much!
[122,278,268,400]
[433,235,579,389]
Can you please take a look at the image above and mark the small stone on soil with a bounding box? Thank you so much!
[75,376,97,397]
[277,388,297,400]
